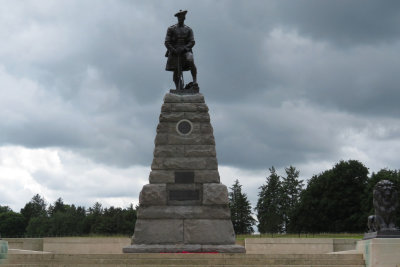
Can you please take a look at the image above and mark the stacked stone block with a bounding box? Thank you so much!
[123,93,245,253]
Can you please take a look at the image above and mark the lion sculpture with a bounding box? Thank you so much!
[367,180,399,232]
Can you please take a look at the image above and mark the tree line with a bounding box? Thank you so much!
[229,160,400,234]
[0,196,136,238]
[1,159,399,237]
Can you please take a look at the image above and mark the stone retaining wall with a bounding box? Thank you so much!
[4,238,42,251]
[245,238,358,254]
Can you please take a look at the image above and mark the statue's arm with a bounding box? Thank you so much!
[185,28,195,50]
[164,27,175,51]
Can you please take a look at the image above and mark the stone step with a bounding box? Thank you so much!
[4,259,365,266]
[8,256,363,265]
[7,253,364,260]
[2,263,365,267]
[5,253,365,266]
[6,259,365,264]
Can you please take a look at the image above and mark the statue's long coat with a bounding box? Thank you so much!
[164,24,195,71]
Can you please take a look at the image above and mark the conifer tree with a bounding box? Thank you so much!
[255,167,284,233]
[229,179,256,234]
[281,166,303,232]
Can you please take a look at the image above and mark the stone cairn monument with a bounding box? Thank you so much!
[123,10,244,253]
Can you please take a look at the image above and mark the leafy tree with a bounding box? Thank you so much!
[85,202,104,234]
[26,216,50,237]
[48,199,86,236]
[20,194,47,224]
[86,204,137,235]
[229,179,256,234]
[255,167,284,233]
[97,206,124,234]
[20,194,48,234]
[293,160,369,233]
[0,206,12,213]
[281,166,303,232]
[0,210,25,237]
[114,204,138,235]
[123,204,137,235]
[8,195,137,237]
[48,197,67,216]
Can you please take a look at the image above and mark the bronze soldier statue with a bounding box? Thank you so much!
[165,10,198,90]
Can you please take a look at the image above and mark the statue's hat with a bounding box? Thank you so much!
[174,10,187,17]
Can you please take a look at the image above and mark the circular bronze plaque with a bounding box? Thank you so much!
[176,119,193,135]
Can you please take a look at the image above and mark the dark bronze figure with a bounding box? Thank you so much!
[371,180,399,231]
[364,180,400,239]
[165,10,198,91]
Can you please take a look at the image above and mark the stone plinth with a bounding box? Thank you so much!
[245,238,358,254]
[363,230,400,240]
[0,240,7,264]
[123,93,245,253]
[357,238,400,267]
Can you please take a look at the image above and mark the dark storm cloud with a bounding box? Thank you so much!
[263,33,400,118]
[272,0,400,46]
[209,100,351,169]
[1,0,399,173]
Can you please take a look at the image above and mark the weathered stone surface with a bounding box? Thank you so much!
[178,103,208,112]
[124,92,243,253]
[184,112,210,122]
[154,133,168,145]
[184,219,236,244]
[195,170,220,183]
[161,103,172,112]
[133,219,183,244]
[137,205,231,219]
[164,244,202,252]
[159,112,209,126]
[139,184,167,206]
[123,244,244,253]
[153,145,184,157]
[162,103,208,112]
[200,124,214,134]
[123,244,203,253]
[159,112,184,122]
[123,244,167,253]
[202,245,246,253]
[205,158,218,169]
[164,93,204,103]
[168,133,215,145]
[184,145,216,157]
[149,170,174,183]
[203,184,229,205]
[156,122,201,135]
[156,122,170,133]
[152,157,218,170]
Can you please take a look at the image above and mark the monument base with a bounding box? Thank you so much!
[357,238,400,267]
[123,244,245,253]
[169,88,199,94]
[363,230,400,240]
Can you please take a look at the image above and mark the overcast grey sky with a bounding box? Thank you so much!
[1,0,399,211]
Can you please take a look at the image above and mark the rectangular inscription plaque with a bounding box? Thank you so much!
[175,171,194,184]
[169,190,199,201]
